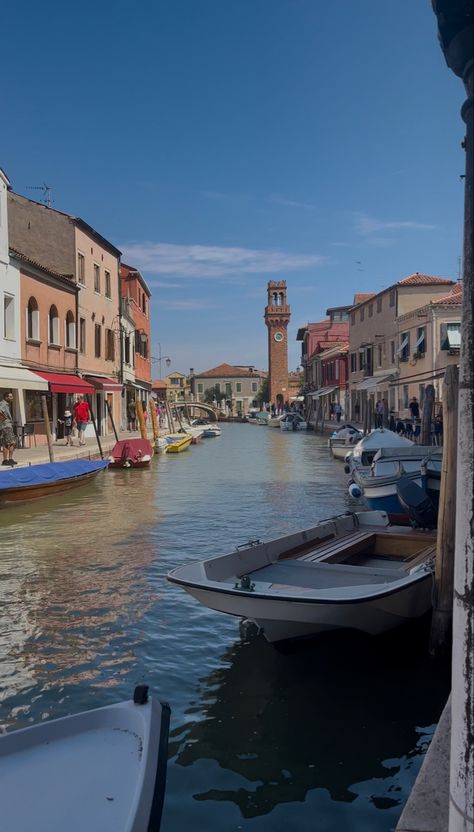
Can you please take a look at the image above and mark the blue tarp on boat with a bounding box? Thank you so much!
[0,459,109,491]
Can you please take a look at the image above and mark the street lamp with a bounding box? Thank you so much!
[152,343,171,379]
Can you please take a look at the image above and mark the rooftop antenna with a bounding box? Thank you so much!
[26,182,52,208]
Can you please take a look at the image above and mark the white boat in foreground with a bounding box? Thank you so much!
[344,428,413,468]
[0,685,170,832]
[167,511,436,644]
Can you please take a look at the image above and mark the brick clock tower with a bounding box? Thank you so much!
[264,280,291,407]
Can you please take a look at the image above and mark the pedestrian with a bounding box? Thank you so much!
[0,391,17,466]
[375,399,384,428]
[354,400,360,422]
[127,399,137,431]
[409,396,420,421]
[60,409,74,446]
[334,402,342,423]
[73,395,91,446]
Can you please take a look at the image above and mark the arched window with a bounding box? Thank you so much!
[49,305,59,345]
[272,292,278,305]
[65,310,76,348]
[278,292,284,306]
[27,297,39,340]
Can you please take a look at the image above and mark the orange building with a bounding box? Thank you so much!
[120,264,152,413]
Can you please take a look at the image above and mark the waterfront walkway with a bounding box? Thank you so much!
[0,428,158,468]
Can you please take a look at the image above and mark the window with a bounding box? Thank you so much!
[389,290,396,308]
[215,383,220,393]
[377,344,383,367]
[142,335,148,359]
[79,318,86,353]
[48,305,59,345]
[77,253,85,285]
[170,377,180,386]
[197,383,203,394]
[94,264,100,293]
[368,303,373,318]
[124,335,130,364]
[142,294,146,313]
[236,382,242,393]
[105,270,111,299]
[251,382,258,392]
[225,382,232,398]
[27,297,39,340]
[415,326,426,356]
[105,328,115,361]
[65,311,76,348]
[377,296,382,313]
[3,294,15,340]
[390,340,395,364]
[440,322,461,350]
[398,332,410,361]
[335,360,339,380]
[350,353,356,373]
[94,324,102,358]
[358,351,364,371]
[360,307,365,322]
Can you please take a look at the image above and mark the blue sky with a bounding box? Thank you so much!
[3,0,465,375]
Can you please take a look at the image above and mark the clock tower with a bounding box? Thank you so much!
[265,280,291,407]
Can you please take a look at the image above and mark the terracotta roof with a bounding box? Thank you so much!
[431,284,463,305]
[353,293,376,304]
[152,380,167,389]
[9,247,75,285]
[196,363,266,378]
[319,342,349,358]
[397,273,453,286]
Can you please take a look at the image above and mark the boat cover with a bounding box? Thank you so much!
[0,459,109,491]
[110,438,153,464]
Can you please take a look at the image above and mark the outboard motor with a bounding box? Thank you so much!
[396,477,437,530]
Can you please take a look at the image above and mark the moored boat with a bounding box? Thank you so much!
[328,424,363,459]
[0,685,170,832]
[166,434,192,453]
[344,428,413,470]
[0,458,109,506]
[108,438,153,469]
[202,425,221,438]
[167,511,436,644]
[154,437,169,455]
[280,412,307,431]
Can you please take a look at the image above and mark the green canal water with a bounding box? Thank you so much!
[0,424,449,831]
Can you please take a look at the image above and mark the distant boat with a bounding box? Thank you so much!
[166,434,192,453]
[0,685,170,832]
[168,511,436,644]
[154,437,169,455]
[202,425,221,438]
[108,438,153,469]
[328,424,363,459]
[0,459,109,506]
[280,413,307,431]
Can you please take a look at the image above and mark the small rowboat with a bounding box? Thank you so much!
[108,439,153,468]
[0,459,109,506]
[0,685,170,832]
[166,434,192,453]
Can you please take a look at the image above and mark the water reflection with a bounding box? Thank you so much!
[170,625,449,820]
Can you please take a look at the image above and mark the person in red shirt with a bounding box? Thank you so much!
[73,396,91,446]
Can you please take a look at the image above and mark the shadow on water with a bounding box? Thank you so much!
[167,619,449,829]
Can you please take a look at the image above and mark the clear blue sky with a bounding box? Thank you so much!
[3,0,465,375]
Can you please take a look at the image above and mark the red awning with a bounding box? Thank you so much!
[86,375,123,392]
[34,372,95,394]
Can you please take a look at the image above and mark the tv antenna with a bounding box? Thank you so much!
[26,182,53,208]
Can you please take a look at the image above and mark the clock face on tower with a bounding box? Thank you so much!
[274,332,284,342]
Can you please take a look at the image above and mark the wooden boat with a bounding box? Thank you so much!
[167,511,436,644]
[202,425,221,438]
[0,459,109,506]
[0,685,170,832]
[108,438,153,469]
[328,424,363,459]
[165,433,192,453]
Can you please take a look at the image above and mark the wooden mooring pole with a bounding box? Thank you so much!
[136,399,147,440]
[429,366,458,657]
[421,384,435,446]
[41,395,55,462]
[149,399,159,444]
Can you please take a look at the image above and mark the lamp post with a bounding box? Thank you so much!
[152,343,171,379]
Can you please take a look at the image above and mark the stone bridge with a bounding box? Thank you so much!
[171,401,220,422]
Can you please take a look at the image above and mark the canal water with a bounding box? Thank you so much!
[0,424,449,831]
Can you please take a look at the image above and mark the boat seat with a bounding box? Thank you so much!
[297,530,376,563]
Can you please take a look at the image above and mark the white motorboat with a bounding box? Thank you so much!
[328,424,363,459]
[202,425,221,437]
[167,511,436,644]
[280,413,307,431]
[268,414,286,428]
[344,428,413,469]
[155,436,169,454]
[0,685,170,832]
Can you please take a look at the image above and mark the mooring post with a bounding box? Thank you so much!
[429,366,458,657]
[136,399,147,440]
[421,384,435,446]
[41,395,55,462]
[149,399,159,444]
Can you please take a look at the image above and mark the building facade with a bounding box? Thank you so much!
[348,273,454,421]
[264,281,290,407]
[191,364,266,416]
[120,264,152,417]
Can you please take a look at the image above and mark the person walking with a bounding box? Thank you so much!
[60,409,74,446]
[127,399,137,431]
[409,396,420,421]
[73,396,91,446]
[0,391,17,466]
[334,402,342,423]
[375,399,384,428]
